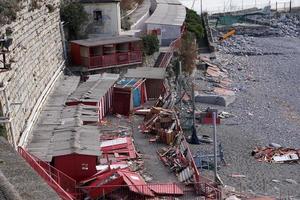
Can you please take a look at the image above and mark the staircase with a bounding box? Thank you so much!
[153,52,166,68]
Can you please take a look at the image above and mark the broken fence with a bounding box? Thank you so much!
[158,28,184,68]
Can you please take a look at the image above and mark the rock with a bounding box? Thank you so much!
[226,195,241,200]
[195,94,236,107]
[272,179,281,183]
[285,179,298,185]
[269,143,281,148]
[223,185,236,193]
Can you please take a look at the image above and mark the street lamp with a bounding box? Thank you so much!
[200,0,203,15]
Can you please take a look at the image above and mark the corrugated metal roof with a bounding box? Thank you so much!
[67,73,119,103]
[156,0,181,5]
[27,75,104,162]
[145,4,186,26]
[28,104,101,161]
[70,36,141,47]
[124,67,166,79]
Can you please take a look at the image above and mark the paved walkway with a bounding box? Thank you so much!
[128,0,152,28]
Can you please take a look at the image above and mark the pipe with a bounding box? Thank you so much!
[213,111,218,182]
[178,61,182,108]
[0,85,17,149]
[18,62,65,147]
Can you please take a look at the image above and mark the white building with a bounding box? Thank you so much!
[145,0,186,46]
[80,0,121,38]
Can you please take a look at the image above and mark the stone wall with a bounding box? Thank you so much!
[0,0,65,146]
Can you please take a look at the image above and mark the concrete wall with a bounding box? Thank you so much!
[0,0,65,146]
[82,2,121,37]
[146,23,181,46]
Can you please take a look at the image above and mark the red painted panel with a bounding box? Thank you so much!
[145,79,165,99]
[117,170,154,197]
[70,43,81,66]
[113,87,131,116]
[53,154,97,182]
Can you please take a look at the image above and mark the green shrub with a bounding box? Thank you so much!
[142,34,159,56]
[185,8,204,40]
[0,0,21,25]
[179,31,197,75]
[60,1,88,40]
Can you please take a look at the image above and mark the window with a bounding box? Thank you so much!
[81,163,89,170]
[93,10,103,23]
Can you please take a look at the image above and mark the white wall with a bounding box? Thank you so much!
[146,23,181,46]
[83,2,121,37]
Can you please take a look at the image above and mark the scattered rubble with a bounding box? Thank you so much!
[284,179,298,185]
[136,92,221,197]
[252,147,300,163]
[194,58,236,107]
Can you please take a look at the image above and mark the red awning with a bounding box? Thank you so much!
[117,170,154,197]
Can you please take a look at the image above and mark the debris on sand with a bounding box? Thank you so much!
[251,147,300,163]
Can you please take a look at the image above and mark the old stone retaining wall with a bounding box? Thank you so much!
[0,0,64,146]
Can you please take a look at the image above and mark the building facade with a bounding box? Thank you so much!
[80,0,121,38]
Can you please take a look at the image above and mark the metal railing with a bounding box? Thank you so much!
[78,182,220,200]
[83,51,142,69]
[18,147,80,200]
[158,28,184,68]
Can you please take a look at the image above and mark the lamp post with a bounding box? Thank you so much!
[200,0,203,15]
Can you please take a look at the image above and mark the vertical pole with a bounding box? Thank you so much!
[3,88,16,149]
[276,2,278,11]
[59,21,67,63]
[3,53,6,68]
[213,111,218,182]
[178,61,182,108]
[192,78,195,128]
[290,0,292,12]
[242,0,244,10]
[200,0,203,15]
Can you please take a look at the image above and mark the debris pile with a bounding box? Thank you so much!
[79,115,185,199]
[136,93,222,198]
[79,168,184,199]
[252,147,300,163]
[136,93,179,144]
[157,135,194,184]
[194,58,236,106]
[142,107,179,145]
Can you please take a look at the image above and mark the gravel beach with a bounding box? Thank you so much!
[189,36,300,198]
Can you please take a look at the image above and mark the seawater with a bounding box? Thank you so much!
[179,0,300,13]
